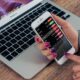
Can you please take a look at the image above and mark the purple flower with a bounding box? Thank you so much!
[6,2,22,12]
[0,7,7,17]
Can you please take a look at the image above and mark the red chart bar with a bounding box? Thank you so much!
[48,18,52,22]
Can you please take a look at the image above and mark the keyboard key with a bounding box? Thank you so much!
[27,34,33,39]
[62,15,70,20]
[16,22,22,27]
[28,27,33,31]
[8,47,14,52]
[48,8,53,12]
[45,3,52,8]
[6,27,10,31]
[41,7,46,11]
[6,42,12,47]
[0,45,7,53]
[21,44,28,50]
[51,6,61,12]
[21,20,26,24]
[19,27,25,32]
[2,31,9,36]
[7,28,13,33]
[38,9,43,14]
[0,35,4,39]
[9,33,16,38]
[0,44,1,47]
[57,11,65,17]
[25,17,31,21]
[13,44,19,49]
[27,38,34,45]
[31,31,36,36]
[1,50,9,57]
[11,51,18,57]
[52,10,59,14]
[20,32,26,37]
[0,39,6,44]
[22,37,28,42]
[12,26,18,30]
[30,18,35,22]
[34,12,38,16]
[27,22,31,25]
[6,55,13,61]
[23,24,29,29]
[24,29,30,34]
[14,30,20,35]
[15,36,21,40]
[5,36,11,41]
[66,15,70,18]
[18,40,24,45]
[29,14,35,19]
[11,39,17,44]
[16,48,23,53]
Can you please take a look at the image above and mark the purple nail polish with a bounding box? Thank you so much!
[44,42,51,48]
[35,37,41,42]
[64,52,70,56]
[51,48,56,53]
[51,53,57,58]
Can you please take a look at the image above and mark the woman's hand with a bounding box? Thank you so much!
[66,53,80,80]
[51,14,78,50]
[35,13,78,60]
[35,37,57,60]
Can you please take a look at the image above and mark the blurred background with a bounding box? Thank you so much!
[0,0,32,17]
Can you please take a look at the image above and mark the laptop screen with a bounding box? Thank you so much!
[0,0,33,17]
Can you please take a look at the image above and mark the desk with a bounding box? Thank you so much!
[0,0,80,80]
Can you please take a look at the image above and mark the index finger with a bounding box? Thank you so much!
[51,13,67,28]
[35,36,43,43]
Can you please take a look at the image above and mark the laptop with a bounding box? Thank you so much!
[0,0,80,79]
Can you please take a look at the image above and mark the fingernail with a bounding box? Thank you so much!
[44,42,51,48]
[35,37,41,42]
[51,48,56,53]
[64,52,70,56]
[51,52,57,58]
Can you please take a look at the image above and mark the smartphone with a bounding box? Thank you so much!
[31,11,75,65]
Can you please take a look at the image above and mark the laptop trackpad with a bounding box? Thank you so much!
[10,44,50,79]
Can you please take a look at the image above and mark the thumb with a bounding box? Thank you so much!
[65,53,80,63]
[51,13,67,27]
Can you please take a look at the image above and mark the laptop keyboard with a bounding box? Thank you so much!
[0,3,70,61]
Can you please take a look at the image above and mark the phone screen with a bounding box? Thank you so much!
[35,17,72,60]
